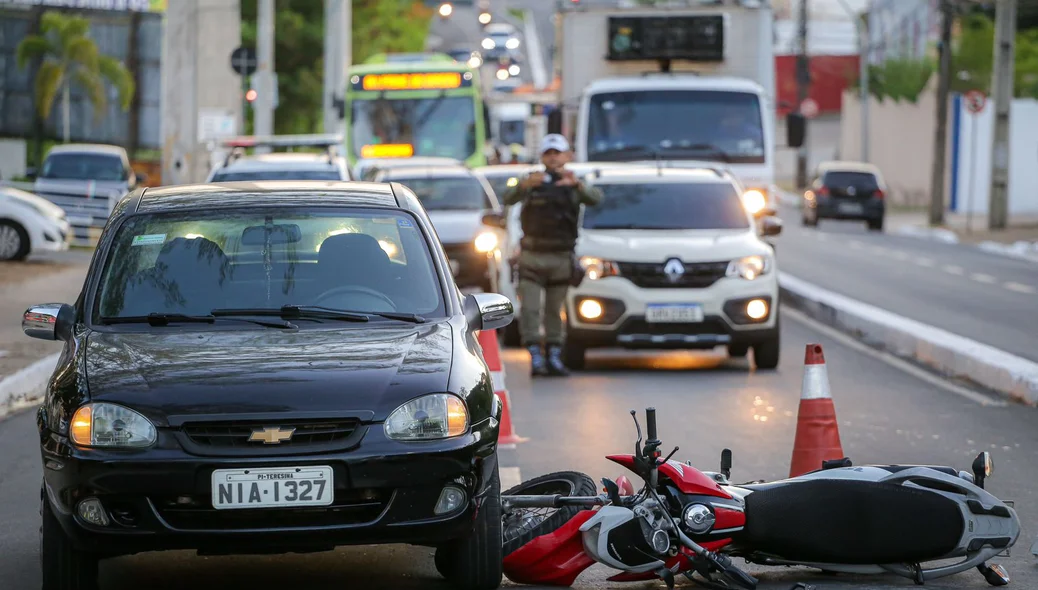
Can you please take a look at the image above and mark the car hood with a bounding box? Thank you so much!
[1,187,67,219]
[576,229,771,263]
[428,210,484,245]
[82,322,454,424]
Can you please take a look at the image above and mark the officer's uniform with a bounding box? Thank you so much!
[502,143,602,376]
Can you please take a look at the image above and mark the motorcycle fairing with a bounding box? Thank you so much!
[502,509,597,586]
[579,505,668,574]
[606,455,733,499]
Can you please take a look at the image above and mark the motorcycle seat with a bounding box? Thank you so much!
[741,478,964,565]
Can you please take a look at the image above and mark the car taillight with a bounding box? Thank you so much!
[874,189,885,199]
[817,186,830,196]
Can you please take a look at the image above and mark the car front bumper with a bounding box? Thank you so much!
[40,418,500,557]
[30,217,72,254]
[565,274,780,349]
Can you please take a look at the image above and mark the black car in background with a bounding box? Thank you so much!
[23,181,514,590]
[802,161,887,231]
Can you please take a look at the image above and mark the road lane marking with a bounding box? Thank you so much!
[915,257,934,267]
[971,273,997,284]
[943,265,965,275]
[1004,282,1036,294]
[783,307,1007,407]
[501,467,522,491]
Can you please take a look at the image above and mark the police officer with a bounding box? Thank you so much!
[502,134,602,377]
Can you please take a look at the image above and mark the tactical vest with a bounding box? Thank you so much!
[519,179,580,252]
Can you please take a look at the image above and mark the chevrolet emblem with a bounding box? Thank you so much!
[248,426,296,444]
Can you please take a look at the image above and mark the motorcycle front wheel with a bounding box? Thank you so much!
[501,471,596,556]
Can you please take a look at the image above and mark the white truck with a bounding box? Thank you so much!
[555,0,806,215]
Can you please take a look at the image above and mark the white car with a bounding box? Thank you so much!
[562,166,783,370]
[0,187,72,261]
[207,134,350,182]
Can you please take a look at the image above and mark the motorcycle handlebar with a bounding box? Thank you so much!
[645,407,657,441]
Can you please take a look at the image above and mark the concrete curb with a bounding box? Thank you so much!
[892,224,960,244]
[0,352,59,421]
[977,240,1038,264]
[779,272,1038,406]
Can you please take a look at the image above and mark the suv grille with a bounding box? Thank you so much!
[616,261,729,289]
[182,419,360,448]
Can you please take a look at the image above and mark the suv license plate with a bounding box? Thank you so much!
[646,304,704,323]
[211,466,334,510]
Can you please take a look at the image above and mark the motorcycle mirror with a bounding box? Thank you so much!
[720,448,733,479]
[629,409,642,443]
[973,451,993,487]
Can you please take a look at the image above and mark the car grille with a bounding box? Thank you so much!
[153,488,391,531]
[182,419,361,449]
[619,317,729,337]
[615,261,729,289]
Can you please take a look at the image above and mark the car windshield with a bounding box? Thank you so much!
[351,96,476,162]
[41,153,125,181]
[586,90,766,164]
[480,174,519,201]
[822,171,879,190]
[499,120,525,146]
[210,170,343,182]
[583,182,750,230]
[392,176,491,211]
[94,208,445,322]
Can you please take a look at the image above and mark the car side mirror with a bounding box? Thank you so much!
[23,303,76,341]
[760,216,783,237]
[481,211,507,229]
[786,112,806,148]
[463,293,514,332]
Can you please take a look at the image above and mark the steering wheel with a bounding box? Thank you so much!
[313,285,397,310]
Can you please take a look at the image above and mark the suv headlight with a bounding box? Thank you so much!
[741,189,768,216]
[70,403,157,448]
[385,393,468,441]
[579,256,620,280]
[726,255,771,280]
[474,230,498,253]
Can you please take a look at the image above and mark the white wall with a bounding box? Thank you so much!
[952,97,1038,216]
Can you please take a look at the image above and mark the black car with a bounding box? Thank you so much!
[802,161,887,231]
[22,181,514,590]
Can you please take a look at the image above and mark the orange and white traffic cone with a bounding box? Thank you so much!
[789,343,845,477]
[477,329,528,445]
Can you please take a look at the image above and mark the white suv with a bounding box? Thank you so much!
[564,166,783,370]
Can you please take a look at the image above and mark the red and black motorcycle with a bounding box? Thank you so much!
[500,407,1020,589]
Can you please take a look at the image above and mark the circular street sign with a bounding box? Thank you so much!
[965,89,987,114]
[230,46,258,77]
[800,98,819,118]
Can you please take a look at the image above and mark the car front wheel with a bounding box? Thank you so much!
[0,220,30,261]
[753,335,780,370]
[41,489,99,590]
[435,462,503,590]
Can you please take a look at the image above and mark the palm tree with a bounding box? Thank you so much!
[15,10,135,143]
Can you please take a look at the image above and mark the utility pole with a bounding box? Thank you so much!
[795,0,810,189]
[254,0,275,151]
[837,0,869,162]
[988,0,1016,230]
[928,0,953,227]
[323,0,351,136]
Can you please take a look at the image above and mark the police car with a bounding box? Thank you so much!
[206,134,351,182]
[562,165,783,370]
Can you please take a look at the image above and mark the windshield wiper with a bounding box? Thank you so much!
[211,305,426,324]
[283,305,426,324]
[101,313,297,329]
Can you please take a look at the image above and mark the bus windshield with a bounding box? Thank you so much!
[351,95,477,162]
[586,90,766,164]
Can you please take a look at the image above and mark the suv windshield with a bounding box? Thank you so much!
[94,208,445,322]
[41,153,125,181]
[392,176,491,211]
[211,170,343,182]
[583,182,750,231]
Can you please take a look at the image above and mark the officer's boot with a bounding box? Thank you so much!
[546,345,570,377]
[527,344,549,377]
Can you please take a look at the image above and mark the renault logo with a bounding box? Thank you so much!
[248,426,296,444]
[663,258,685,283]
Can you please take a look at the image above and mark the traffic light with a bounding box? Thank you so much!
[245,88,258,102]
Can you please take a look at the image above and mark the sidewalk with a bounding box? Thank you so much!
[885,208,1038,262]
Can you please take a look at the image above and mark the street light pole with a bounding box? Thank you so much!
[928,0,953,227]
[254,0,275,150]
[988,0,1016,230]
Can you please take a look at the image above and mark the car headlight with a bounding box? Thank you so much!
[385,393,468,441]
[506,38,520,49]
[726,255,771,280]
[741,189,768,216]
[482,38,495,49]
[579,256,620,280]
[70,403,157,448]
[474,230,498,253]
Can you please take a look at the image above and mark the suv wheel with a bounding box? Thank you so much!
[753,335,780,370]
[728,344,749,358]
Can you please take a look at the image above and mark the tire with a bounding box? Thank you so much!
[501,471,596,556]
[0,220,30,261]
[563,340,586,371]
[752,334,780,370]
[728,344,749,358]
[801,213,817,227]
[41,490,99,590]
[867,217,884,232]
[502,321,521,348]
[435,461,503,590]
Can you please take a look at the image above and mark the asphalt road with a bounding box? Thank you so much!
[1,310,1036,589]
[773,204,1038,362]
[428,3,534,89]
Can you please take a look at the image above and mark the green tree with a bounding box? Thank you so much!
[15,10,135,143]
[950,13,1038,99]
[240,0,433,135]
[853,57,935,103]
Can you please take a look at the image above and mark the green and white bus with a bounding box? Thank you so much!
[344,53,489,170]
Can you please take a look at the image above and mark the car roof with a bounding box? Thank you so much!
[369,157,463,168]
[215,153,344,172]
[586,166,734,184]
[377,165,477,179]
[46,143,127,157]
[473,165,534,177]
[134,181,400,213]
[585,75,766,96]
[817,160,882,175]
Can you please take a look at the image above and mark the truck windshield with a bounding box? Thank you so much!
[583,182,751,231]
[351,96,476,162]
[586,90,765,164]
